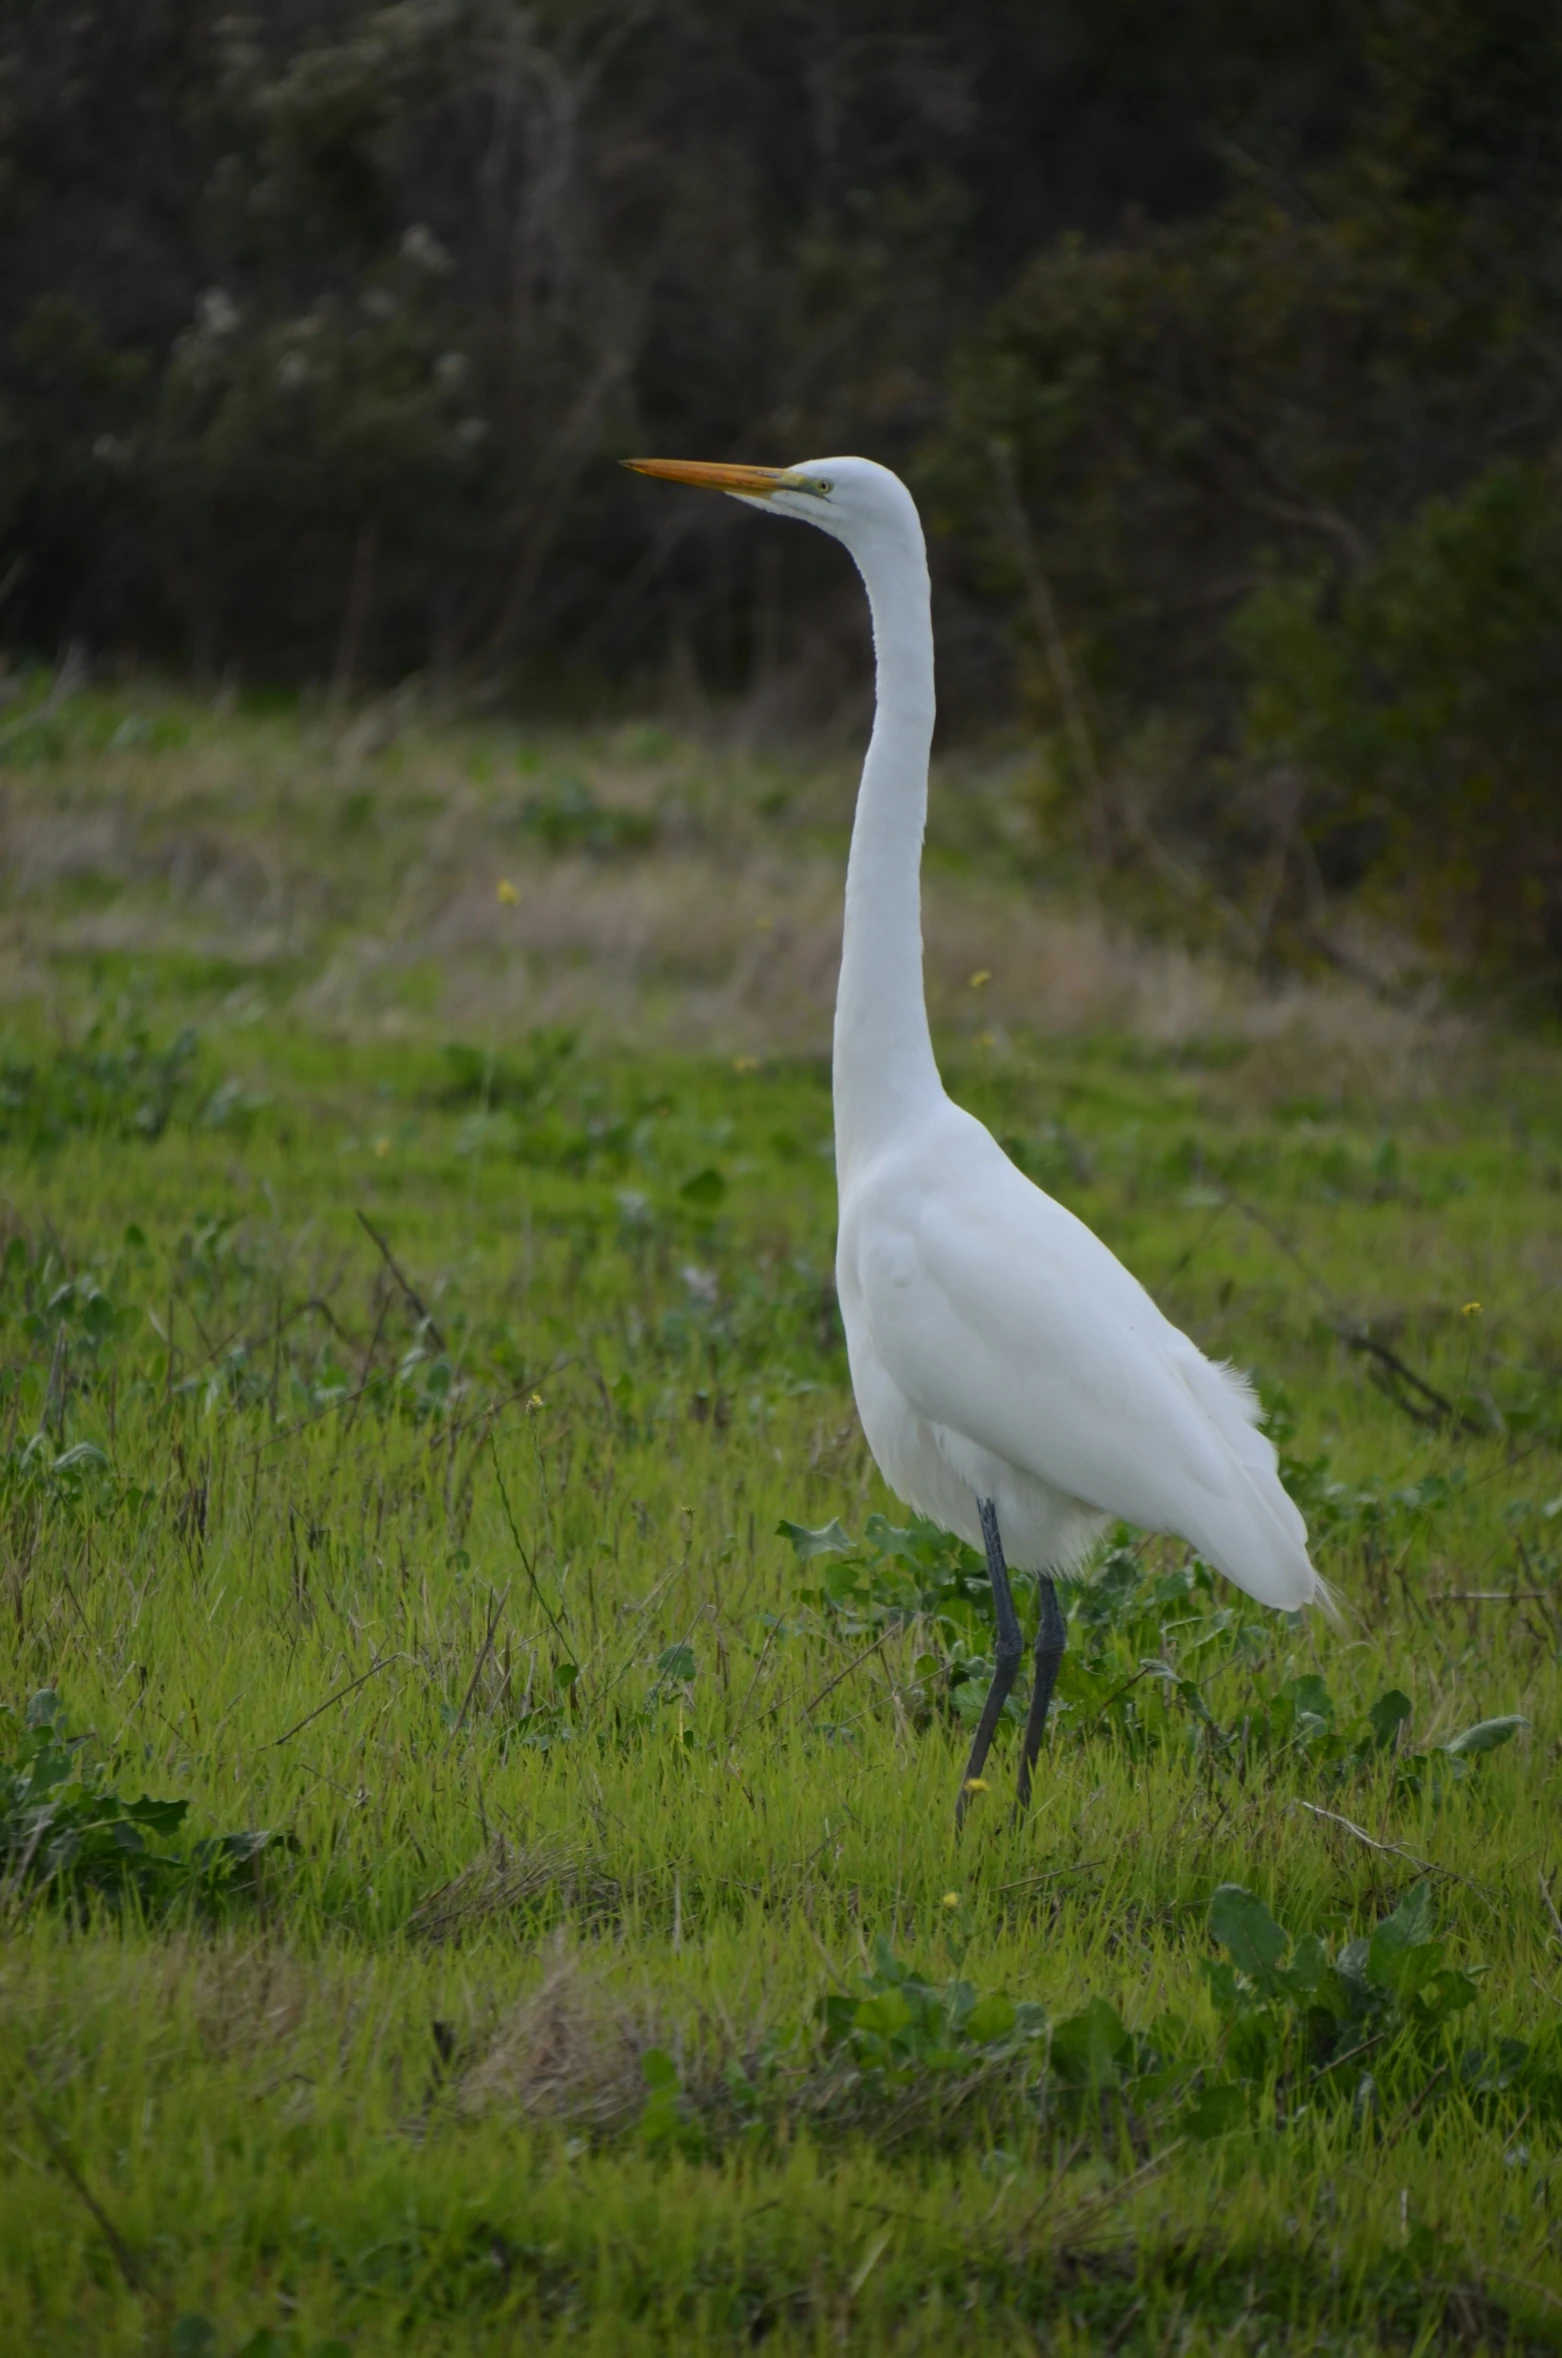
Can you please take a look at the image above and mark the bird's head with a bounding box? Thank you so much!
[621,453,920,559]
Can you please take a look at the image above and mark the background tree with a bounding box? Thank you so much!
[939,0,1562,982]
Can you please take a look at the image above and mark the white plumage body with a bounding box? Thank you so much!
[837,1094,1317,1606]
[627,449,1328,1627]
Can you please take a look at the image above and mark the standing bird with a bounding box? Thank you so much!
[625,456,1333,1824]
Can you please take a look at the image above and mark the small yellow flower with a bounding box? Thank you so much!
[732,1054,758,1073]
[372,1136,390,1158]
[942,1891,961,1910]
[968,969,992,990]
[977,1031,996,1050]
[1461,1301,1482,1316]
[528,1392,545,1409]
[962,1776,989,1794]
[497,878,519,906]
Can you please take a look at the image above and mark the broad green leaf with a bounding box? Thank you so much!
[1379,1878,1433,1948]
[125,1795,189,1836]
[819,1994,855,2045]
[1210,1884,1288,1994]
[1418,1966,1480,2022]
[1204,1959,1242,2017]
[1371,1930,1446,2000]
[1441,1714,1527,1757]
[943,1977,976,2029]
[1366,1689,1412,1749]
[1281,1672,1334,1724]
[965,1992,1018,2044]
[1368,1882,1437,1994]
[1228,2015,1277,2082]
[777,1519,853,1561]
[854,1988,913,2040]
[1050,1997,1130,2086]
[679,1166,727,1206]
[52,1441,108,1473]
[1182,2080,1247,2139]
[1280,1932,1328,1996]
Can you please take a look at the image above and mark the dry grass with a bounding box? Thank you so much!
[0,688,1474,1108]
[407,1838,621,1945]
[454,1947,660,2133]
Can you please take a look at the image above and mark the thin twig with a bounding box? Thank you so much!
[1220,1191,1489,1436]
[0,1815,50,1918]
[1088,1667,1152,1726]
[584,1559,690,1707]
[237,1370,549,1464]
[797,1903,851,1990]
[992,2136,1087,2241]
[1405,2062,1449,2121]
[795,1630,892,1722]
[268,1652,398,1747]
[355,1209,447,1352]
[1029,2141,1185,2251]
[1350,1334,1486,1437]
[726,1618,783,1745]
[998,1859,1107,1894]
[487,1432,572,1660]
[1307,2029,1389,2085]
[31,2106,142,2292]
[446,1584,510,1746]
[1539,1868,1562,1952]
[1482,2267,1562,2314]
[1430,1591,1554,1605]
[1289,1799,1492,1895]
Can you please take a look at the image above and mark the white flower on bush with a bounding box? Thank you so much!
[401,223,452,275]
[196,287,241,337]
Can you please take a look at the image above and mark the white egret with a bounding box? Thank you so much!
[626,455,1332,1822]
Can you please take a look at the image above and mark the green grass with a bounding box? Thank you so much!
[0,690,1560,2352]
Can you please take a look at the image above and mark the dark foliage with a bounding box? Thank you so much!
[939,0,1562,979]
[1,3,1558,976]
[1,1688,289,1915]
[0,1,1256,696]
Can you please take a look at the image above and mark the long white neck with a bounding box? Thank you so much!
[832,515,945,1178]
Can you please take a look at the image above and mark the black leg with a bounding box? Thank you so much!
[1014,1574,1065,1816]
[954,1497,1023,1830]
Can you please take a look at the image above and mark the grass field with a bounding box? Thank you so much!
[0,683,1560,2353]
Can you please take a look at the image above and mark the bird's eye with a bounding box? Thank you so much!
[817,479,834,495]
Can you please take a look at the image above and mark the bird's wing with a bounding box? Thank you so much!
[850,1127,1320,1610]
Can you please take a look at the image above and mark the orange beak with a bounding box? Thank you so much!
[621,458,820,499]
